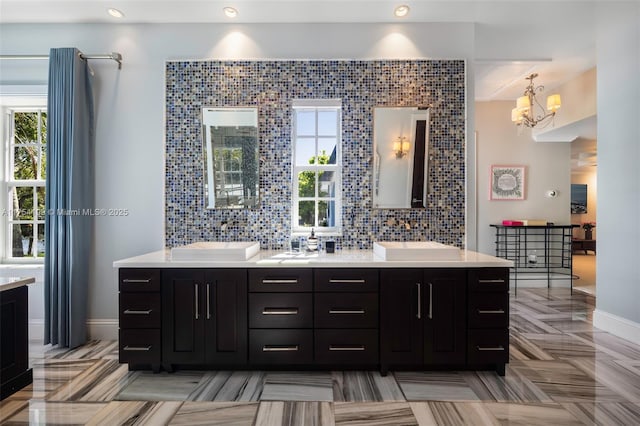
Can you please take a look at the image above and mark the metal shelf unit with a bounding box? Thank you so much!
[490,225,577,294]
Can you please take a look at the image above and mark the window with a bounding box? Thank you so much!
[5,108,47,260]
[292,100,342,235]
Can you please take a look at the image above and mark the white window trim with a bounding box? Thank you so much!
[291,99,343,237]
[1,91,47,264]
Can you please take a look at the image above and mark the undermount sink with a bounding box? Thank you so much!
[171,241,260,261]
[373,241,461,261]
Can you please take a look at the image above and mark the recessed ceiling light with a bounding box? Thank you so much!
[223,7,238,18]
[107,8,125,19]
[394,5,410,18]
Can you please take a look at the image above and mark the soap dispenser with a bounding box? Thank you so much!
[307,228,318,251]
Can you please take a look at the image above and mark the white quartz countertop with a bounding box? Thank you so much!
[0,276,36,293]
[113,249,513,269]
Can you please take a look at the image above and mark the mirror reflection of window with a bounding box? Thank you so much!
[202,107,259,209]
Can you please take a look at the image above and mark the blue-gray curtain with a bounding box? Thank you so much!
[44,48,95,348]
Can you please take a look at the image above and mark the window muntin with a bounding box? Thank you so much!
[292,100,342,235]
[6,108,47,259]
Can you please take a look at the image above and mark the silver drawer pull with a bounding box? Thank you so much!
[478,309,505,314]
[329,309,365,314]
[329,345,365,351]
[328,279,366,284]
[262,279,298,284]
[262,308,299,315]
[262,345,299,352]
[477,346,505,351]
[478,279,506,284]
[123,345,152,351]
[123,309,153,315]
[122,278,152,283]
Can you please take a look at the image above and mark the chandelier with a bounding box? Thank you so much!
[511,73,561,129]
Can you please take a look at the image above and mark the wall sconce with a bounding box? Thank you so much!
[393,136,410,159]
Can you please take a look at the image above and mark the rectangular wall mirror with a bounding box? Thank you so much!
[373,107,430,208]
[202,107,259,209]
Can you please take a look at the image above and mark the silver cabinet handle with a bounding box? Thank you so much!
[262,345,299,352]
[477,346,505,351]
[428,283,433,320]
[122,278,151,283]
[416,283,421,319]
[123,309,152,315]
[262,279,298,284]
[478,309,505,314]
[329,345,365,351]
[262,308,299,315]
[195,284,199,320]
[328,279,366,284]
[206,284,211,320]
[123,345,152,351]
[329,309,365,314]
[478,279,506,284]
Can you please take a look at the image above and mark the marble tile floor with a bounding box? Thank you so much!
[2,288,640,425]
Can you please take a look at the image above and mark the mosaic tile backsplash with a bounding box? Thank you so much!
[165,60,466,250]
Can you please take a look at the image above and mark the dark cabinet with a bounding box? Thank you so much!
[162,269,247,368]
[119,268,162,371]
[423,269,467,365]
[1,285,32,400]
[380,268,467,372]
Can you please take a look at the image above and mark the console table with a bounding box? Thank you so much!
[1,277,35,400]
[490,224,577,294]
[572,238,596,254]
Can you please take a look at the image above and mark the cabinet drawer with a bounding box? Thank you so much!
[314,293,378,328]
[314,329,378,365]
[249,329,313,364]
[468,268,509,292]
[467,329,509,365]
[249,293,312,328]
[468,292,509,328]
[249,269,312,292]
[119,269,161,292]
[119,293,161,328]
[119,329,161,364]
[314,269,378,292]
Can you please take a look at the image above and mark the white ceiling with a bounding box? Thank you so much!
[0,0,599,102]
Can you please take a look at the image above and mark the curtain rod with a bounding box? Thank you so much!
[0,52,123,69]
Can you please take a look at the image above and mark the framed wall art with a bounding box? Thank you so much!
[490,165,526,200]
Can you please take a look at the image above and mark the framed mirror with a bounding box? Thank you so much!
[373,107,430,208]
[202,107,259,209]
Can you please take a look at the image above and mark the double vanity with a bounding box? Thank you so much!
[114,243,512,376]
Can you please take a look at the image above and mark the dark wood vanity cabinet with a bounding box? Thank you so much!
[118,265,508,375]
[467,268,510,375]
[380,267,509,375]
[313,269,379,365]
[380,269,467,371]
[162,269,247,368]
[118,268,162,371]
[1,285,31,400]
[248,269,313,365]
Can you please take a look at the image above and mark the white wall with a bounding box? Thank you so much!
[593,2,640,343]
[0,23,475,336]
[475,101,571,256]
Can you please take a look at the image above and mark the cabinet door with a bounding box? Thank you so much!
[162,269,206,365]
[380,269,423,366]
[423,269,467,365]
[204,269,247,364]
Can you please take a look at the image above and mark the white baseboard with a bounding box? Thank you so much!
[593,309,640,346]
[31,319,119,341]
[87,319,119,341]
